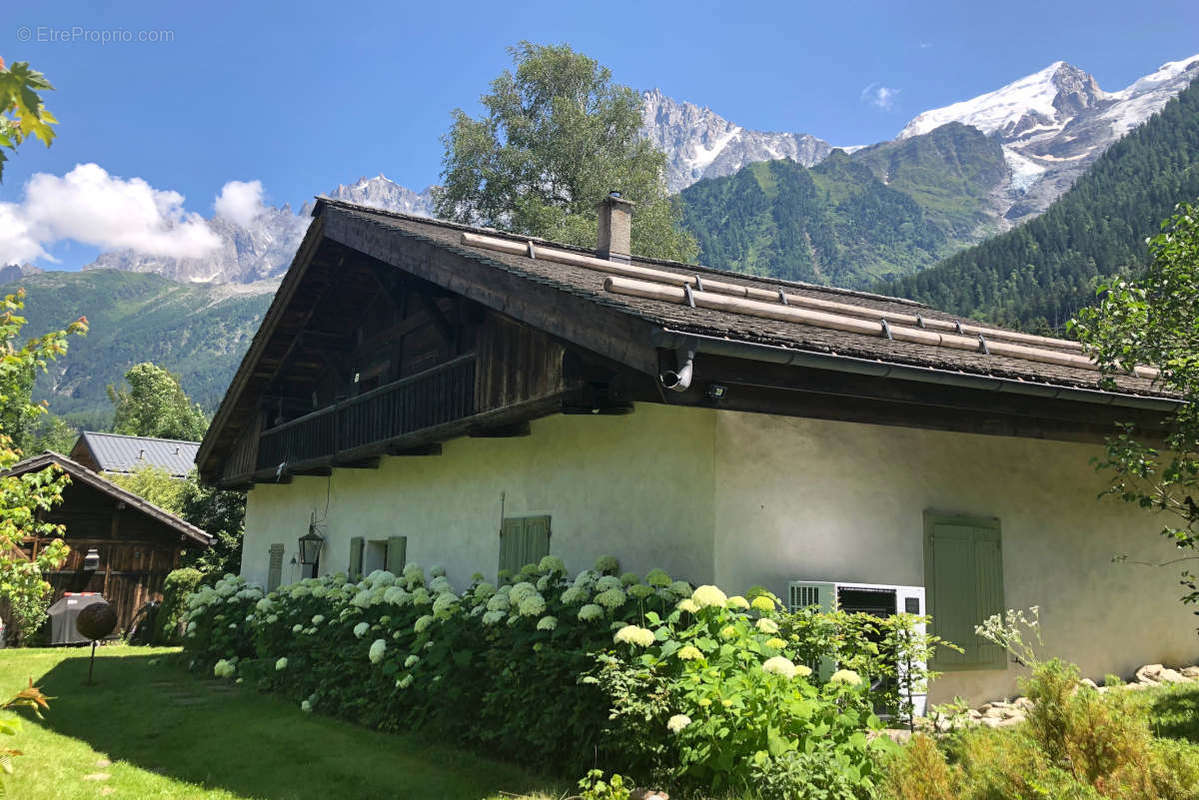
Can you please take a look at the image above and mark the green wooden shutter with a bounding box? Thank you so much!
[267,544,284,592]
[499,516,551,576]
[385,536,407,574]
[924,511,1005,671]
[349,536,365,581]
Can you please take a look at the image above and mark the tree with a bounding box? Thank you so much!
[0,290,86,643]
[0,57,57,182]
[434,42,697,262]
[107,362,208,441]
[1071,201,1199,611]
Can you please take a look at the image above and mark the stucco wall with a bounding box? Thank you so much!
[242,403,716,590]
[712,410,1199,704]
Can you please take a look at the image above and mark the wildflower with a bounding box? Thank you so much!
[756,618,779,635]
[594,588,627,609]
[594,555,620,574]
[751,595,776,613]
[414,615,434,633]
[311,614,325,626]
[560,586,589,606]
[829,669,862,687]
[698,698,712,708]
[691,585,728,609]
[667,714,692,734]
[301,700,312,712]
[368,638,387,664]
[676,645,703,661]
[482,610,505,626]
[518,594,546,617]
[275,657,288,671]
[404,655,420,668]
[595,575,623,593]
[763,656,798,679]
[766,637,787,650]
[646,568,671,587]
[614,625,656,647]
[538,555,566,574]
[677,598,700,614]
[536,616,558,631]
[578,604,603,622]
[353,621,370,639]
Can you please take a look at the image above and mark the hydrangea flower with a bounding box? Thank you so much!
[756,618,779,635]
[367,569,396,586]
[368,638,387,664]
[829,669,862,687]
[411,588,432,606]
[429,564,446,578]
[795,664,813,678]
[573,569,598,588]
[402,563,424,583]
[669,580,692,598]
[301,700,312,712]
[255,597,274,613]
[559,586,589,606]
[645,568,671,587]
[414,615,434,633]
[594,588,627,609]
[691,585,728,609]
[275,657,288,671]
[486,593,510,613]
[311,614,325,626]
[351,590,373,608]
[765,637,787,650]
[594,555,620,574]
[628,584,654,600]
[353,621,370,639]
[517,594,546,617]
[397,674,413,689]
[677,598,700,614]
[613,625,656,647]
[290,585,311,598]
[751,595,776,613]
[536,615,558,631]
[432,592,458,617]
[292,624,303,634]
[535,575,550,592]
[311,586,328,599]
[762,656,798,679]
[620,572,641,586]
[727,595,750,610]
[595,575,623,593]
[404,655,420,668]
[429,576,452,594]
[509,582,538,603]
[481,610,505,626]
[667,714,692,734]
[719,625,738,641]
[213,659,236,679]
[538,555,565,574]
[577,604,603,622]
[383,586,411,607]
[472,582,497,601]
[266,615,278,624]
[676,645,703,661]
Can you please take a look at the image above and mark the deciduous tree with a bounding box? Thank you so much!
[0,58,57,182]
[107,362,208,441]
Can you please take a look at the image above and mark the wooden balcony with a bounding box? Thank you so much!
[256,354,477,471]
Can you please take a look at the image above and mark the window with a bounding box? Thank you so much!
[923,510,1006,671]
[350,536,407,580]
[364,540,387,574]
[499,515,551,576]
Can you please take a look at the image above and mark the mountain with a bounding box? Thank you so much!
[640,88,834,193]
[878,74,1199,330]
[680,123,1009,286]
[317,174,434,216]
[899,55,1199,225]
[1,270,274,427]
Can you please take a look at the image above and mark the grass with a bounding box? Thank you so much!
[0,646,563,800]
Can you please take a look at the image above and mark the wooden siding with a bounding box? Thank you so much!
[476,314,567,413]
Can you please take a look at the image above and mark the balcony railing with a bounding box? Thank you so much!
[257,354,476,469]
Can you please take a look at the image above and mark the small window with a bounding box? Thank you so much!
[364,540,387,574]
[499,515,551,576]
[923,510,1006,671]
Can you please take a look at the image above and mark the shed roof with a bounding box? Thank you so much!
[72,432,199,477]
[7,452,211,546]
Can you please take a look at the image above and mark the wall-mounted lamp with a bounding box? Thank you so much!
[298,513,325,566]
[82,548,101,571]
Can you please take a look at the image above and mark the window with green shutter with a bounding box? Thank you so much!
[386,536,407,574]
[923,510,1006,671]
[499,515,551,576]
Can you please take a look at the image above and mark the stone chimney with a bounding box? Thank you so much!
[596,191,634,263]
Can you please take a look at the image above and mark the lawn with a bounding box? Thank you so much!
[0,646,563,800]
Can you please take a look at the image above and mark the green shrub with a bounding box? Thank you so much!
[157,567,203,645]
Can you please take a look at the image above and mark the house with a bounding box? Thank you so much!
[70,431,200,478]
[8,452,211,633]
[196,195,1194,704]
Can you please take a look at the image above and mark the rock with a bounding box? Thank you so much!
[1183,666,1199,679]
[1124,681,1152,691]
[631,791,669,800]
[1080,678,1099,690]
[1157,668,1187,684]
[1014,696,1034,710]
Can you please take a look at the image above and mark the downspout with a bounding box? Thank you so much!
[660,349,695,392]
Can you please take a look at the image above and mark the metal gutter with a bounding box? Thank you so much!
[652,328,1182,413]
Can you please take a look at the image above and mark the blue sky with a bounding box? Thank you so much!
[3,0,1198,268]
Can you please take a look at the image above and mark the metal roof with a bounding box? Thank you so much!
[75,432,199,477]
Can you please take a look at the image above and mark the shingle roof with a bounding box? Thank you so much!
[74,432,199,477]
[320,199,1170,400]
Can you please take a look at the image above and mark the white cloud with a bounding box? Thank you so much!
[860,83,901,111]
[214,179,266,227]
[0,163,221,264]
[920,42,933,49]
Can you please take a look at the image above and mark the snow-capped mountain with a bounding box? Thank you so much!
[641,89,834,193]
[900,55,1199,222]
[317,174,435,217]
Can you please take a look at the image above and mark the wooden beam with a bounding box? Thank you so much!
[387,443,443,456]
[469,421,531,438]
[331,456,382,469]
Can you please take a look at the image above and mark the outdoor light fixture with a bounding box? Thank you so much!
[82,548,101,571]
[706,383,728,401]
[298,513,326,566]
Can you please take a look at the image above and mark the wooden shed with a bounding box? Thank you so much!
[8,452,212,635]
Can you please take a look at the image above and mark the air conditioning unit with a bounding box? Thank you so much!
[789,580,927,718]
